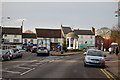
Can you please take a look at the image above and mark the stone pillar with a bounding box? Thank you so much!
[69,38,71,48]
[73,39,75,49]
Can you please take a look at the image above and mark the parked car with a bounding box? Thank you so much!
[19,49,26,53]
[7,48,22,59]
[31,47,37,53]
[1,50,11,61]
[37,47,49,56]
[83,49,106,67]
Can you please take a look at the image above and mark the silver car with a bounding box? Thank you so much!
[37,47,49,56]
[1,50,11,61]
[84,49,106,67]
[7,48,22,59]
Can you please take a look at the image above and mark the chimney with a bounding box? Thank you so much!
[91,27,95,33]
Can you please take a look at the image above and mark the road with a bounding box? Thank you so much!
[1,52,110,79]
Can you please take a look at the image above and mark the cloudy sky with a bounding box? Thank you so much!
[1,1,118,32]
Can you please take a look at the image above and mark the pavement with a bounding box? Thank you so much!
[103,52,120,79]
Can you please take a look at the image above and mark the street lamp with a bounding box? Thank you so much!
[1,16,10,49]
[21,20,24,49]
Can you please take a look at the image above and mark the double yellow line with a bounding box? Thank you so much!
[100,69,116,80]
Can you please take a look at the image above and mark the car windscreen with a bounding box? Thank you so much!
[38,47,47,50]
[87,50,104,57]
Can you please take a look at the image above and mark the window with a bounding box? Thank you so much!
[14,39,19,43]
[81,35,83,38]
[24,39,27,43]
[30,39,33,43]
[4,35,7,37]
[14,35,17,37]
[90,35,93,39]
[4,39,9,42]
[54,38,58,42]
[90,41,93,44]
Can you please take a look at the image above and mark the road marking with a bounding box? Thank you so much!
[100,69,116,80]
[17,67,31,70]
[20,68,35,76]
[30,65,38,67]
[3,70,21,74]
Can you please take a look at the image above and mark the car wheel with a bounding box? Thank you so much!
[19,55,22,58]
[10,56,13,60]
[37,54,39,56]
[2,57,4,61]
[84,63,87,67]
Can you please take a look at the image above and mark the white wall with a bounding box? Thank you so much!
[23,38,37,44]
[3,34,22,43]
[78,35,95,45]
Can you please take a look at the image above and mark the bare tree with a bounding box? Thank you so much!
[96,27,111,37]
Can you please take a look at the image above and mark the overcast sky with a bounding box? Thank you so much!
[1,2,118,32]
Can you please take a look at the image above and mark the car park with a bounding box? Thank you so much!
[84,49,106,67]
[37,47,49,56]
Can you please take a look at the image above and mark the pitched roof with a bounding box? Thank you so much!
[2,27,22,35]
[22,33,37,39]
[36,28,61,38]
[61,27,72,34]
[74,30,95,35]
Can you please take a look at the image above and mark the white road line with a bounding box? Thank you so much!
[3,70,21,74]
[20,68,35,76]
[17,67,31,70]
[30,65,38,67]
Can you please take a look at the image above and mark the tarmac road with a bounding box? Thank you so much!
[1,52,111,79]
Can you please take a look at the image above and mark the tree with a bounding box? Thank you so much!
[111,25,120,47]
[96,27,111,37]
[62,39,68,52]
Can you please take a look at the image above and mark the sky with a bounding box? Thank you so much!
[1,1,119,32]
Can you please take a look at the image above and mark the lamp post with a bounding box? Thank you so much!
[21,20,24,49]
[1,16,10,49]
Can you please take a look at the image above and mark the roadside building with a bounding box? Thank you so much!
[60,24,72,38]
[22,33,37,49]
[95,35,104,50]
[2,27,22,49]
[74,28,95,50]
[61,25,95,50]
[36,28,63,50]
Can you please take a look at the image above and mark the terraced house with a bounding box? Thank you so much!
[61,24,95,50]
[2,27,22,49]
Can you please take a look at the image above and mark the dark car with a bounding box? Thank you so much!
[31,47,37,53]
[37,47,49,56]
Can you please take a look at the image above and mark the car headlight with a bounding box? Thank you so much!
[100,59,105,62]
